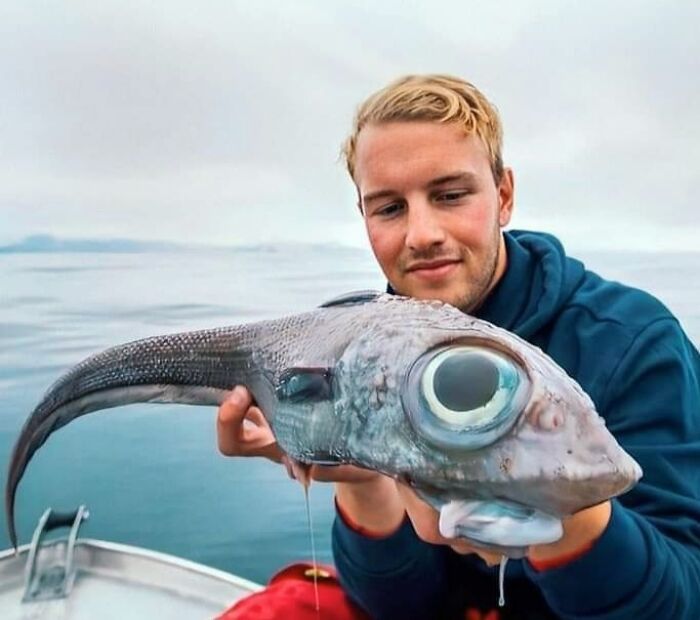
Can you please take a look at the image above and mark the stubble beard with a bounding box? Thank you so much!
[392,228,503,313]
[452,230,502,314]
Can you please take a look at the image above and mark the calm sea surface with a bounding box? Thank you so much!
[0,244,698,583]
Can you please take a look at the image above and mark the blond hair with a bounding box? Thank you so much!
[343,74,504,182]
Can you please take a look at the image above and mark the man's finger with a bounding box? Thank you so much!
[217,386,253,428]
[217,387,261,456]
[245,406,271,429]
[396,481,449,546]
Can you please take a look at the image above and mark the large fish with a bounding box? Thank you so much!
[5,292,642,556]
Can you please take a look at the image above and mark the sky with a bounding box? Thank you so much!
[1,1,698,252]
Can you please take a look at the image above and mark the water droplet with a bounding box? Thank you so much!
[498,555,508,607]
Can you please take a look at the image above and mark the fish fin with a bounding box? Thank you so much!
[319,290,382,308]
[277,368,333,402]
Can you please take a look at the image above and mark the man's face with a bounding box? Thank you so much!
[353,121,514,312]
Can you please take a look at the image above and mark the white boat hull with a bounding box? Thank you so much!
[0,539,262,619]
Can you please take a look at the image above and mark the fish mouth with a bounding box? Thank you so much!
[410,483,563,557]
[437,498,563,558]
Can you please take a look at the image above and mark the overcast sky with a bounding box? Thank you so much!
[1,1,698,251]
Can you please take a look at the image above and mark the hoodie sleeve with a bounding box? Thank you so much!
[332,511,452,620]
[525,317,700,619]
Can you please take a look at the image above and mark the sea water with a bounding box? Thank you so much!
[0,243,698,584]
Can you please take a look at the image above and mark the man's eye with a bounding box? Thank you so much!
[437,190,471,203]
[376,202,404,217]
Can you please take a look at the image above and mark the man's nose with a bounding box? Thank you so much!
[405,201,446,251]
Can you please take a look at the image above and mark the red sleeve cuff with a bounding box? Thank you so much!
[528,538,596,572]
[334,496,407,540]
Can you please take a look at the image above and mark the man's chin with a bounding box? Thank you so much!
[397,284,470,310]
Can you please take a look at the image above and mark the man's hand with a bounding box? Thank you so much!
[217,386,284,462]
[527,500,611,563]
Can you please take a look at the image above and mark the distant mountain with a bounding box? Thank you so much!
[228,241,365,254]
[0,235,373,257]
[0,235,183,254]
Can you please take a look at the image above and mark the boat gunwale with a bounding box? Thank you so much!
[0,537,263,593]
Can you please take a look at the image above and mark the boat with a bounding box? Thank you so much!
[0,505,262,619]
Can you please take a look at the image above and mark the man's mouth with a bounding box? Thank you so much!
[406,259,461,280]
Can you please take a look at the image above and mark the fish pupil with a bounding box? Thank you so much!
[433,353,499,412]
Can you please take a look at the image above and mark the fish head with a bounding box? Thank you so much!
[318,295,641,518]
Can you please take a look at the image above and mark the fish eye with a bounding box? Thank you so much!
[423,349,505,425]
[403,346,529,450]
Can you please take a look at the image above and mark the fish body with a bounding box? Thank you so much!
[5,292,642,553]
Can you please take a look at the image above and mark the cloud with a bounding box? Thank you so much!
[0,1,697,249]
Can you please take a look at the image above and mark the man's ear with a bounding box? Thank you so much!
[498,168,515,227]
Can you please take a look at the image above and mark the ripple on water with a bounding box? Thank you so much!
[23,265,122,274]
[9,295,55,305]
[0,322,54,345]
[50,302,249,322]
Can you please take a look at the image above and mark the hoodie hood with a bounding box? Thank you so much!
[385,230,586,339]
[475,230,586,338]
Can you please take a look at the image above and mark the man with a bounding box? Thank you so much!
[217,75,700,619]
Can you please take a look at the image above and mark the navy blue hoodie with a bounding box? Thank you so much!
[333,230,700,619]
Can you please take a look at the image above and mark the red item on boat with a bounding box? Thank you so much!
[216,562,370,620]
